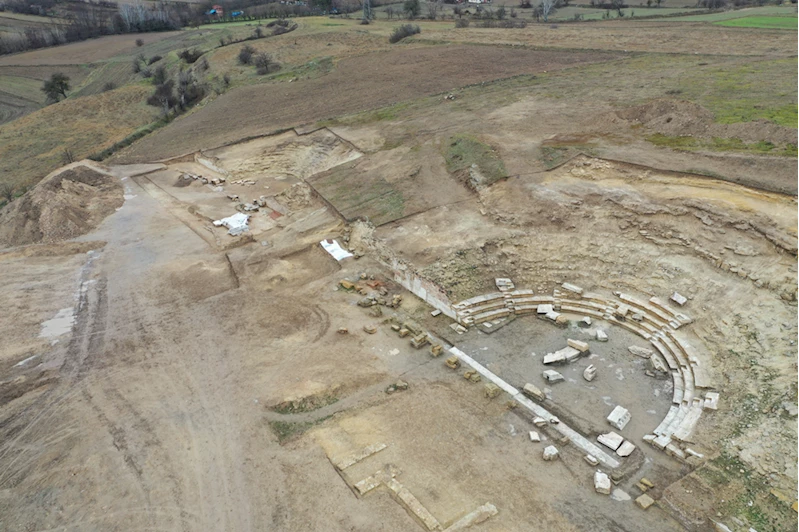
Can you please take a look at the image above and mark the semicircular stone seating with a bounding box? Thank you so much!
[451,282,715,462]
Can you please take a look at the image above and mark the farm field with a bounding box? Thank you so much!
[0,10,796,532]
[715,15,798,29]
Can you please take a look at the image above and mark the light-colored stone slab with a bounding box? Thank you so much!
[629,346,654,358]
[598,432,624,451]
[445,503,498,532]
[333,443,388,470]
[596,329,608,342]
[562,282,584,295]
[543,446,559,461]
[636,494,655,510]
[537,304,553,314]
[607,406,631,431]
[529,431,540,442]
[523,383,546,401]
[583,364,597,382]
[543,370,564,383]
[567,339,590,353]
[594,470,611,495]
[616,441,636,457]
[704,392,719,410]
[670,292,687,306]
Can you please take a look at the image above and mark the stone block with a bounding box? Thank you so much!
[567,339,590,353]
[583,364,597,382]
[607,406,631,431]
[670,292,687,306]
[484,383,501,399]
[537,304,554,314]
[629,346,654,358]
[597,432,624,451]
[445,356,461,369]
[616,441,636,457]
[562,282,584,295]
[523,383,546,401]
[704,392,720,410]
[542,446,559,461]
[543,370,564,383]
[430,309,442,317]
[545,311,561,322]
[578,317,592,328]
[464,370,481,382]
[363,325,377,334]
[596,329,608,342]
[635,494,655,510]
[543,351,566,365]
[430,344,443,357]
[584,455,599,466]
[533,417,547,427]
[529,431,540,442]
[640,478,654,489]
[594,471,611,495]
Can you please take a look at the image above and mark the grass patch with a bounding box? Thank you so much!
[271,56,334,82]
[715,15,797,29]
[269,415,331,444]
[647,133,797,156]
[667,6,798,22]
[270,394,339,414]
[444,134,506,186]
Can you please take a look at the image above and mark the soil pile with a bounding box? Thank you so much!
[0,161,122,248]
[603,99,797,145]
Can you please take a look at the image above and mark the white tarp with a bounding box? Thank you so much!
[213,212,250,235]
[320,239,353,261]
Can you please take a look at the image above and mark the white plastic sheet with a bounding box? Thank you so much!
[320,239,353,261]
[213,212,250,235]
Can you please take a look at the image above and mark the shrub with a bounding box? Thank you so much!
[238,45,255,65]
[254,52,277,75]
[152,65,168,85]
[388,24,420,43]
[178,48,202,64]
[140,68,152,78]
[455,18,470,27]
[135,38,144,47]
[132,59,141,73]
[101,81,116,92]
[147,54,162,65]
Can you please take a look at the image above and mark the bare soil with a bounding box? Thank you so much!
[114,45,619,163]
[0,31,181,66]
[0,162,122,247]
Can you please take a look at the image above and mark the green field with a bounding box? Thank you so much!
[715,15,797,29]
[667,5,797,21]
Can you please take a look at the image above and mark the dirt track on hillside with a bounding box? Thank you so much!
[115,45,618,163]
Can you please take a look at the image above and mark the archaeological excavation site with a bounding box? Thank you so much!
[0,12,796,532]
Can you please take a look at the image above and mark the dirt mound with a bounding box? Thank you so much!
[0,161,122,248]
[603,99,797,145]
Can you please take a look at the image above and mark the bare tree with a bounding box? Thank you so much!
[426,0,441,19]
[386,6,395,18]
[539,0,556,21]
[0,182,16,204]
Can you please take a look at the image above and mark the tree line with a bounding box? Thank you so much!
[0,1,197,55]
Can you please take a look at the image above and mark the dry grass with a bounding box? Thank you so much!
[0,85,159,189]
